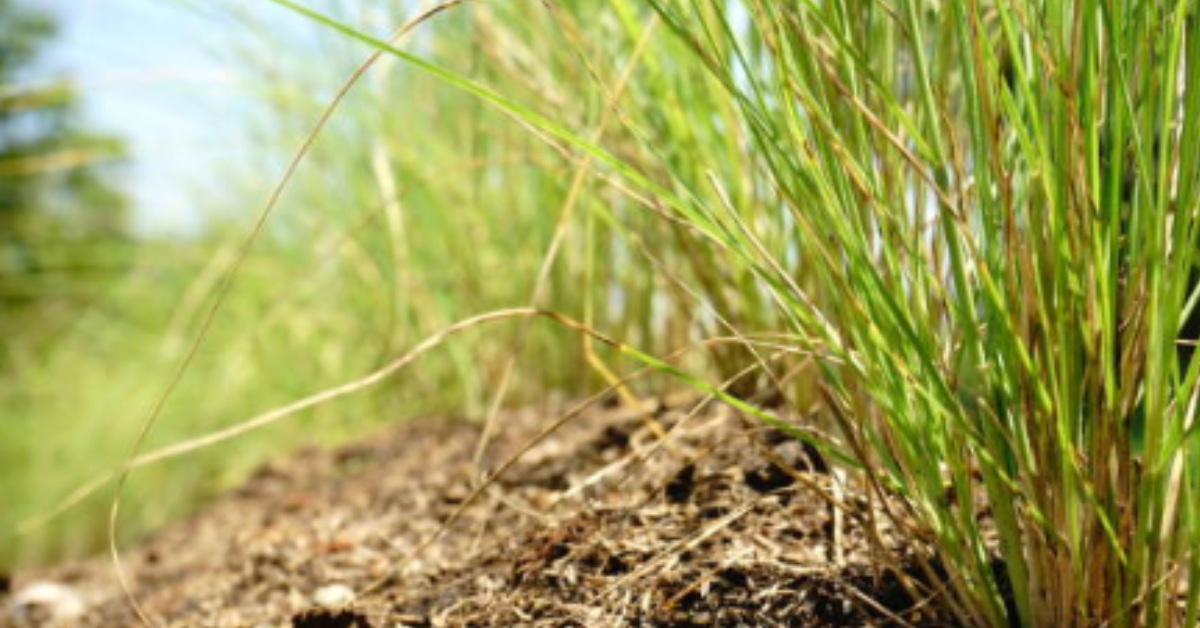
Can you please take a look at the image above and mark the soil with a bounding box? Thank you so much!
[0,394,957,628]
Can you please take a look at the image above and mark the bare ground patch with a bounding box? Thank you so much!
[2,395,956,627]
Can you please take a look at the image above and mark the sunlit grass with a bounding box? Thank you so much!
[266,0,1200,626]
[645,2,1200,627]
[8,3,1200,628]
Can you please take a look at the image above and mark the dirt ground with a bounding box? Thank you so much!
[1,394,959,628]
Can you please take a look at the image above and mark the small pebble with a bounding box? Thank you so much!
[8,581,87,622]
[312,584,355,608]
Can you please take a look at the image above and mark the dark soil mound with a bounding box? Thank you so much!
[1,395,954,627]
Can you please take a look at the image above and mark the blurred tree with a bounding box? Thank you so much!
[0,0,128,358]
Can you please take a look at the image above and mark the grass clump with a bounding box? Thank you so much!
[645,2,1200,627]
[276,0,1200,626]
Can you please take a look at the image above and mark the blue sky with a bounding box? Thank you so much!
[33,0,253,234]
[29,0,420,235]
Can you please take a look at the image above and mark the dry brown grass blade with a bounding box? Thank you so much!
[355,380,647,601]
[104,3,486,625]
[600,499,764,598]
[545,346,802,513]
[100,306,625,626]
[471,9,661,471]
[354,333,795,602]
[20,308,545,535]
[30,308,623,539]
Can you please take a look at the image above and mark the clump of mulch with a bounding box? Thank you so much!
[1,394,957,627]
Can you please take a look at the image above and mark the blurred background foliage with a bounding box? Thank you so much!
[1,0,129,357]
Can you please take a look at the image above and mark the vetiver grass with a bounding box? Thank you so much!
[638,2,1200,626]
[263,0,1200,626]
